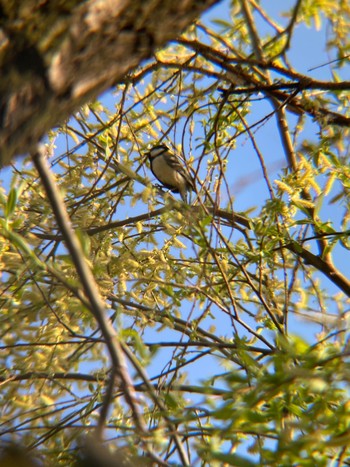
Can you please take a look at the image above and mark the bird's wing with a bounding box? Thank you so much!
[164,153,195,191]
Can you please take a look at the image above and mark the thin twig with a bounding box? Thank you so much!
[240,0,264,60]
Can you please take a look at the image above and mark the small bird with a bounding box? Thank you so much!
[147,145,195,202]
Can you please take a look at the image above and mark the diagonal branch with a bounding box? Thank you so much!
[284,241,350,298]
[31,145,148,437]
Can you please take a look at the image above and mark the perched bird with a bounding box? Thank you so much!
[146,145,195,202]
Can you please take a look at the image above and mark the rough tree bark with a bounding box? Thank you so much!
[0,0,219,166]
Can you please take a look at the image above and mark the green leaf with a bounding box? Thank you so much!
[5,187,18,218]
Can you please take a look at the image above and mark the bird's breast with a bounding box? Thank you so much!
[152,157,185,189]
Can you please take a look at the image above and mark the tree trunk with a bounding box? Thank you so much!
[0,0,219,166]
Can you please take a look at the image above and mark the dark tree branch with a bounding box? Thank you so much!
[178,38,350,126]
[284,241,350,297]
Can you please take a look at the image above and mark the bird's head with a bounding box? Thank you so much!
[146,145,169,160]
